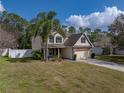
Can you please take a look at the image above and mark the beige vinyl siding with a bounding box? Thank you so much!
[61,48,73,59]
[32,36,42,50]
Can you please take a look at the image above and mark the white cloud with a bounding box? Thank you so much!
[0,1,5,13]
[66,6,124,30]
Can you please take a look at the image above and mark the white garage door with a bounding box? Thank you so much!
[74,51,88,60]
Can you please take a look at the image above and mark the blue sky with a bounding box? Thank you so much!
[1,0,124,29]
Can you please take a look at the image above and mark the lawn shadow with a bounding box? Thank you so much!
[7,57,35,63]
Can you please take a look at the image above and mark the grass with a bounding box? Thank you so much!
[0,57,34,63]
[0,57,124,93]
[0,57,9,63]
[96,55,124,64]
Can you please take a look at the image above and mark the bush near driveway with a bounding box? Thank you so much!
[96,55,124,64]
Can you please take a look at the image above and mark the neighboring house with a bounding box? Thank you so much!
[115,48,124,55]
[91,47,103,55]
[32,32,93,61]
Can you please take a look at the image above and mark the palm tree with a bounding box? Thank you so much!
[30,11,65,61]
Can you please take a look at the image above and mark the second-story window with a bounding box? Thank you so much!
[49,35,54,43]
[56,36,62,43]
[81,37,86,43]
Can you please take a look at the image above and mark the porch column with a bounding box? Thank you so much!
[58,48,60,58]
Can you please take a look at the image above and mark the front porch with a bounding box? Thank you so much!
[48,48,62,58]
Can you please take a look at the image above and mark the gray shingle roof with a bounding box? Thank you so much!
[41,44,65,48]
[48,44,65,48]
[64,33,83,46]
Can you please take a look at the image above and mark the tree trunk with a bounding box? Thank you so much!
[110,46,113,56]
[40,48,42,60]
[58,48,60,58]
[42,43,46,61]
[45,40,49,62]
[43,48,45,60]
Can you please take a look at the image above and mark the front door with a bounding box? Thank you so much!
[49,49,53,57]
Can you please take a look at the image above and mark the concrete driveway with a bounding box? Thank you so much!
[86,59,124,72]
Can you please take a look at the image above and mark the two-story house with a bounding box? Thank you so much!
[32,32,93,61]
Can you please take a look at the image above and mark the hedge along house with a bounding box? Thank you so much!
[32,32,93,61]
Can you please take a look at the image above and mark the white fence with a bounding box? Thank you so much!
[115,49,124,55]
[8,49,33,58]
[0,49,33,58]
[0,49,9,56]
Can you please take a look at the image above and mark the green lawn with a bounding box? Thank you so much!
[0,57,124,93]
[96,55,124,64]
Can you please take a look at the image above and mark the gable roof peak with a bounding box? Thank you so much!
[64,33,83,46]
[64,32,94,47]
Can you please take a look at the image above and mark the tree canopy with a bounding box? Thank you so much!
[68,26,76,34]
[108,14,124,47]
[0,11,31,49]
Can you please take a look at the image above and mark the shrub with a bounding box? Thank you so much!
[91,53,95,59]
[32,51,43,60]
[73,54,77,60]
[103,47,110,55]
[49,56,63,62]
